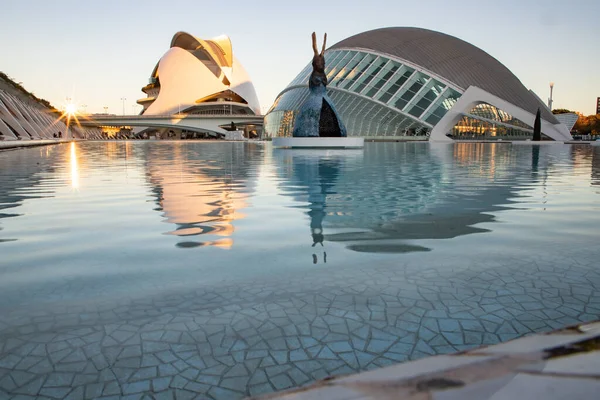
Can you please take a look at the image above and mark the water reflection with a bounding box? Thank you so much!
[275,149,358,262]
[592,147,600,186]
[532,145,540,174]
[70,142,79,189]
[274,143,575,253]
[1,143,600,400]
[2,141,600,252]
[0,145,64,243]
[140,143,262,249]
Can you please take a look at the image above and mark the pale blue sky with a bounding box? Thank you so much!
[0,0,598,115]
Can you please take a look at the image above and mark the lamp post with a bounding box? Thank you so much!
[120,97,126,115]
[65,97,73,138]
[548,82,554,111]
[103,106,108,115]
[131,104,137,115]
[81,104,87,114]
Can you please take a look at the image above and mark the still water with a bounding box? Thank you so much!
[0,141,599,398]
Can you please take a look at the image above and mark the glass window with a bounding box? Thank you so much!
[376,67,414,104]
[364,63,399,98]
[467,103,533,129]
[452,115,533,140]
[392,72,429,110]
[341,55,376,90]
[353,58,387,94]
[331,52,361,86]
[324,51,343,71]
[326,51,353,81]
[404,79,445,118]
[425,109,445,125]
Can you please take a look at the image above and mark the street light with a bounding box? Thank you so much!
[120,97,126,115]
[131,104,137,115]
[103,106,108,114]
[65,97,73,139]
[81,104,87,114]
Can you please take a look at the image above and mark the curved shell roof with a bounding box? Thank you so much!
[331,27,558,123]
[171,32,233,68]
[141,31,260,115]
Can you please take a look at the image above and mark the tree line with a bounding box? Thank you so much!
[0,71,57,111]
[552,109,600,135]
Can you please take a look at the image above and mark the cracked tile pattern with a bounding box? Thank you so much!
[1,142,600,399]
[1,250,599,399]
[261,322,600,400]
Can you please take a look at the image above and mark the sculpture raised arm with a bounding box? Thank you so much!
[312,32,327,56]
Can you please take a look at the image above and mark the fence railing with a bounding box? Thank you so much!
[89,113,264,119]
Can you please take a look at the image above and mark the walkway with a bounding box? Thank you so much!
[257,321,600,399]
[0,139,72,150]
[79,114,264,136]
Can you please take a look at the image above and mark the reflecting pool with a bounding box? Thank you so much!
[0,141,599,399]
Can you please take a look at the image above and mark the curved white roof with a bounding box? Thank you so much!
[142,32,260,115]
[332,27,558,124]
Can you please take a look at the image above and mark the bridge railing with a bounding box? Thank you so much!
[88,113,264,119]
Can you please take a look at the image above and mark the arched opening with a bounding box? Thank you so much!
[318,99,342,137]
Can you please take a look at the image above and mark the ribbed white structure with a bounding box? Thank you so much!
[0,89,100,141]
[267,27,573,142]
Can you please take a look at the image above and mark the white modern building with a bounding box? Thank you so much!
[137,32,260,117]
[0,87,100,141]
[0,74,103,141]
[265,27,572,142]
[554,113,579,132]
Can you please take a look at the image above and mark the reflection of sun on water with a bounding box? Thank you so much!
[70,142,79,189]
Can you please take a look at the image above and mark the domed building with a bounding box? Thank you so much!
[138,32,260,117]
[265,27,571,141]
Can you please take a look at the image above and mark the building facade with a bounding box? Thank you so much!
[137,32,260,117]
[265,28,572,142]
[0,78,100,141]
[596,97,600,115]
[554,113,579,133]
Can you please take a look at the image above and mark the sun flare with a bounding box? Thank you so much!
[65,103,77,116]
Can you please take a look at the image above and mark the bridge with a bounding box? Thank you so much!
[78,113,264,136]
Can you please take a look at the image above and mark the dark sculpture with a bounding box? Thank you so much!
[292,33,347,138]
[532,108,542,141]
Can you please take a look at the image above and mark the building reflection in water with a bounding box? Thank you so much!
[274,143,572,254]
[141,143,262,249]
[275,150,354,263]
[590,147,600,187]
[0,145,64,243]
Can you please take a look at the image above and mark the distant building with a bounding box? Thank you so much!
[137,32,260,116]
[0,77,100,140]
[554,113,579,132]
[265,27,572,142]
[596,97,600,115]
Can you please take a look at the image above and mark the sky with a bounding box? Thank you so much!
[0,0,598,115]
